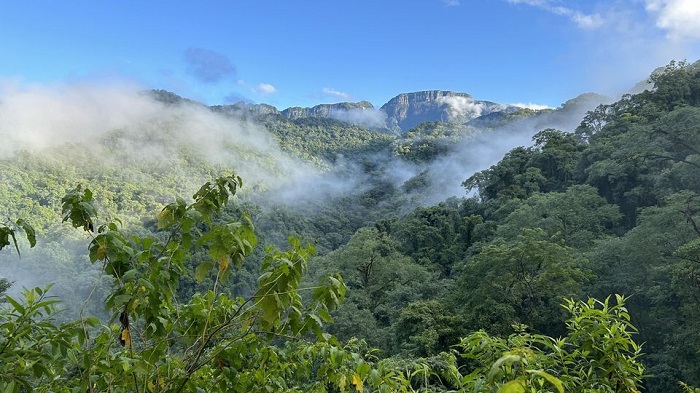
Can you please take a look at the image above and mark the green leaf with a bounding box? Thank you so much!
[111,294,132,308]
[497,380,526,393]
[527,370,564,393]
[3,380,17,393]
[488,354,522,383]
[195,261,213,283]
[5,294,25,314]
[0,226,12,251]
[16,219,36,248]
[9,230,19,256]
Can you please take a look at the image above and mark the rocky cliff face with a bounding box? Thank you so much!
[211,102,280,118]
[281,101,374,120]
[149,88,604,135]
[380,90,519,132]
[271,91,523,133]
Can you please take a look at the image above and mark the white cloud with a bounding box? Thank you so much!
[322,88,351,100]
[443,0,460,6]
[253,83,276,95]
[329,108,387,129]
[507,0,603,29]
[436,96,486,120]
[510,102,553,110]
[569,10,604,29]
[645,0,700,40]
[507,0,546,6]
[0,80,318,192]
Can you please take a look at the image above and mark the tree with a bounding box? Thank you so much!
[529,129,586,191]
[393,300,466,357]
[456,295,645,393]
[452,228,590,336]
[0,277,10,297]
[463,146,540,202]
[463,129,585,204]
[310,226,433,351]
[497,185,621,249]
[587,191,700,390]
[391,203,472,275]
[2,176,416,392]
[647,60,700,112]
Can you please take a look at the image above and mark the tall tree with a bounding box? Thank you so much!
[452,228,589,336]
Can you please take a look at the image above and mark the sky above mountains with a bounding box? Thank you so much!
[1,0,699,110]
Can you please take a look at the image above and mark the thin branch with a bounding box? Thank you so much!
[683,196,700,237]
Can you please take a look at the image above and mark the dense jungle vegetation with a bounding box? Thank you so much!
[2,61,700,392]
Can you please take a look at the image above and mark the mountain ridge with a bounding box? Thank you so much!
[148,88,610,134]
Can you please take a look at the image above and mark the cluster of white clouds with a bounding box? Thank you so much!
[329,108,387,129]
[322,87,351,101]
[501,0,699,93]
[510,102,553,110]
[253,83,277,95]
[0,81,317,192]
[436,96,488,120]
[505,0,700,40]
[178,1,699,108]
[644,0,700,40]
[506,0,602,29]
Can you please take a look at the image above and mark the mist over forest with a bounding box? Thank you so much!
[3,60,700,392]
[0,79,603,292]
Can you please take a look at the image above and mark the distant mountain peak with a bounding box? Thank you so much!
[381,90,518,132]
[145,88,609,135]
[146,89,203,107]
[281,101,375,120]
[210,101,280,118]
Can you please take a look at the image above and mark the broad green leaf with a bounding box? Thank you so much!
[5,294,25,314]
[488,354,522,383]
[527,370,564,393]
[16,219,36,248]
[195,261,213,283]
[111,294,132,308]
[497,380,526,393]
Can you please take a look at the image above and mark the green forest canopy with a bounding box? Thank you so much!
[2,60,700,392]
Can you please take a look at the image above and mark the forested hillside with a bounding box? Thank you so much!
[2,60,700,392]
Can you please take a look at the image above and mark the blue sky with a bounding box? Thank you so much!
[1,0,699,110]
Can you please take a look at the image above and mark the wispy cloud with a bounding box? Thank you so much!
[436,96,487,120]
[510,102,553,110]
[443,0,460,6]
[184,48,236,84]
[322,87,351,100]
[567,0,700,98]
[507,0,603,29]
[330,108,387,129]
[253,83,277,95]
[644,0,700,40]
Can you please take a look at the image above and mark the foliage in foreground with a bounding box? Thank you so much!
[0,176,652,392]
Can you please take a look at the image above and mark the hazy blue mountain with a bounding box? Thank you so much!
[281,101,375,120]
[467,92,612,132]
[146,88,609,135]
[380,90,521,133]
[211,102,280,118]
[147,89,205,107]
